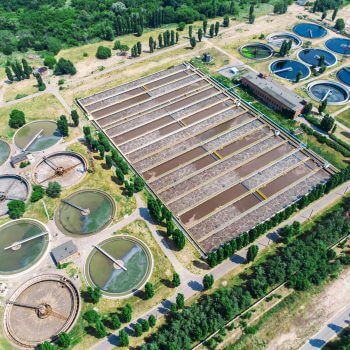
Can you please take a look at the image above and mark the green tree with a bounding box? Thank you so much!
[39,341,56,350]
[135,323,143,336]
[110,314,121,329]
[149,36,155,53]
[57,332,71,348]
[321,10,327,20]
[249,5,255,23]
[209,23,215,37]
[98,144,105,159]
[197,28,203,42]
[215,21,220,36]
[158,33,163,48]
[140,319,149,332]
[9,109,25,128]
[332,7,338,21]
[246,245,259,262]
[295,70,303,83]
[335,18,345,31]
[95,320,107,338]
[57,115,69,137]
[7,200,25,219]
[318,99,328,114]
[148,315,156,327]
[44,56,57,69]
[54,58,77,75]
[203,18,208,34]
[30,185,44,202]
[5,66,13,81]
[145,282,155,299]
[223,15,230,27]
[190,36,196,48]
[46,182,61,198]
[71,110,79,126]
[83,309,100,323]
[35,73,46,91]
[137,41,142,55]
[86,286,101,304]
[22,58,32,78]
[176,32,180,43]
[105,155,112,169]
[96,46,112,59]
[121,304,132,323]
[115,168,125,183]
[173,229,186,250]
[134,176,144,192]
[320,114,335,132]
[176,293,185,309]
[172,272,181,287]
[304,102,313,115]
[119,329,129,346]
[203,274,214,290]
[188,25,193,38]
[249,13,255,24]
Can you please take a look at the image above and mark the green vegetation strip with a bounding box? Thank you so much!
[140,179,350,350]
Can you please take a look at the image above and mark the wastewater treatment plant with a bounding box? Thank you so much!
[0,9,350,349]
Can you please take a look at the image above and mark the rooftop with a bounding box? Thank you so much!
[51,240,78,264]
[242,71,306,111]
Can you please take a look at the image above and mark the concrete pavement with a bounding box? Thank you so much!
[300,306,350,349]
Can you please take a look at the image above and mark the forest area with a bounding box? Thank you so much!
[0,0,344,57]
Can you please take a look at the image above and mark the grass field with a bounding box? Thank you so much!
[0,93,66,140]
[336,108,350,129]
[3,78,38,102]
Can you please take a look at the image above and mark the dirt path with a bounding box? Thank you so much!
[266,267,350,350]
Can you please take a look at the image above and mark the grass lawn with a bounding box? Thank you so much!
[301,133,349,169]
[336,108,350,129]
[70,219,174,350]
[3,78,38,102]
[0,93,67,140]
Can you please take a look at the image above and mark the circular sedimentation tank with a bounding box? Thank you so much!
[56,189,116,236]
[337,67,350,86]
[0,140,10,166]
[13,120,62,152]
[33,151,87,188]
[270,59,310,81]
[267,32,302,49]
[293,22,327,39]
[0,219,49,276]
[0,174,30,216]
[298,48,337,67]
[3,274,80,348]
[239,43,274,60]
[85,236,153,298]
[308,80,350,105]
[325,37,350,56]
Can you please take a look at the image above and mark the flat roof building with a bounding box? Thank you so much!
[241,72,307,118]
[51,240,79,265]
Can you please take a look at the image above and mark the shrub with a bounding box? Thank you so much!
[203,274,214,290]
[86,286,101,304]
[46,181,61,198]
[246,245,259,262]
[145,282,155,299]
[177,22,186,31]
[57,332,71,348]
[96,46,112,59]
[148,315,156,327]
[9,109,25,129]
[44,55,57,69]
[119,330,129,346]
[54,58,76,75]
[110,314,121,329]
[135,323,143,336]
[83,309,100,323]
[7,200,25,219]
[30,185,44,202]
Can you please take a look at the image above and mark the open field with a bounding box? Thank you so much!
[79,63,333,253]
[0,93,66,140]
[336,108,350,129]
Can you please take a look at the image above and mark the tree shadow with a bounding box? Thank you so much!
[134,289,147,301]
[160,278,173,288]
[80,290,94,303]
[193,259,210,271]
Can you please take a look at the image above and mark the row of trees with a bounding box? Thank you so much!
[206,166,350,267]
[139,194,350,349]
[147,196,186,250]
[5,58,32,81]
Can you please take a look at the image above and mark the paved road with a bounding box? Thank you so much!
[300,305,350,349]
[91,180,350,350]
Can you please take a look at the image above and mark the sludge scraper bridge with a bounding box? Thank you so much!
[78,63,335,254]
